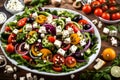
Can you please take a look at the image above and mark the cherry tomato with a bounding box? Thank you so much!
[53,54,65,67]
[17,18,27,27]
[66,23,79,33]
[62,44,71,51]
[110,6,118,11]
[101,12,110,20]
[82,4,92,14]
[65,56,76,68]
[78,19,88,25]
[112,13,120,20]
[48,36,56,43]
[5,26,11,32]
[6,43,15,53]
[22,55,32,61]
[102,4,108,11]
[99,0,106,4]
[94,8,103,16]
[52,66,62,72]
[8,33,16,43]
[109,0,116,5]
[91,1,101,8]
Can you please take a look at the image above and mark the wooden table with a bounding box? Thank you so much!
[0,0,120,80]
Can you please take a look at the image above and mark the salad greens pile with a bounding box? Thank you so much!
[0,7,98,73]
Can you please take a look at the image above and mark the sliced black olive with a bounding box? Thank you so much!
[27,17,35,23]
[72,15,83,22]
[83,24,91,30]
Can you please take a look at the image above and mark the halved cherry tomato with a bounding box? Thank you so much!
[5,26,11,32]
[63,44,71,51]
[17,18,27,27]
[6,43,15,53]
[91,1,101,8]
[82,4,92,14]
[66,23,79,33]
[48,36,56,43]
[65,56,76,68]
[53,54,65,67]
[78,19,88,25]
[101,12,110,20]
[52,66,62,72]
[94,8,103,16]
[8,33,16,43]
[22,55,32,61]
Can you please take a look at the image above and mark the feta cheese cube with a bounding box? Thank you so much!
[54,40,62,48]
[111,37,117,47]
[92,19,98,25]
[69,45,77,53]
[64,38,71,44]
[13,29,19,34]
[109,30,117,36]
[38,26,47,33]
[62,30,69,38]
[24,43,30,50]
[32,12,38,18]
[94,58,106,70]
[80,39,86,46]
[20,77,25,80]
[41,33,45,38]
[57,48,66,56]
[56,26,62,35]
[66,17,71,23]
[98,21,102,28]
[33,22,38,28]
[26,24,32,31]
[103,27,109,34]
[46,15,53,23]
[67,27,74,34]
[26,73,33,80]
[37,39,41,43]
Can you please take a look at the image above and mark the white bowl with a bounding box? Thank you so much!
[0,12,7,25]
[4,0,25,14]
[99,17,120,24]
[0,8,101,76]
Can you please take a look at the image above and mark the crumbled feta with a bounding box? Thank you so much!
[56,26,62,35]
[26,73,33,80]
[57,48,66,56]
[92,19,98,25]
[65,17,71,23]
[70,74,75,79]
[54,40,62,48]
[64,38,71,44]
[51,22,57,27]
[38,26,47,33]
[97,21,102,28]
[103,27,109,34]
[33,22,38,28]
[80,39,86,46]
[62,30,69,38]
[40,33,45,38]
[24,43,30,50]
[26,24,32,31]
[67,27,74,34]
[0,13,6,23]
[37,39,41,43]
[0,56,4,64]
[13,74,17,80]
[109,30,117,36]
[32,12,38,19]
[111,37,117,47]
[12,29,19,34]
[39,77,45,80]
[69,45,77,53]
[20,77,25,80]
[94,58,106,70]
[33,75,37,80]
[46,14,53,23]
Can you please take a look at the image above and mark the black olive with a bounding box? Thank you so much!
[27,17,35,23]
[72,15,83,22]
[83,24,91,30]
[38,7,43,11]
[44,9,51,13]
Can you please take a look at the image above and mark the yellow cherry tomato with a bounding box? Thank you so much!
[36,15,47,24]
[70,33,80,45]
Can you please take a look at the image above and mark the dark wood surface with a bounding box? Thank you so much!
[0,0,120,80]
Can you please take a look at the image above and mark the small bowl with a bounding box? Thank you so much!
[4,0,25,14]
[99,17,120,24]
[0,12,7,25]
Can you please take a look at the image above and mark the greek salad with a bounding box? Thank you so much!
[0,7,98,73]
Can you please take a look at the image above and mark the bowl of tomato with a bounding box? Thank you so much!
[0,7,101,76]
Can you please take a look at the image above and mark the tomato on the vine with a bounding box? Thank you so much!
[91,1,101,8]
[94,8,103,16]
[82,4,92,14]
[101,12,110,20]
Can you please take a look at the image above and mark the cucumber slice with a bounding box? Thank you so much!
[111,66,120,78]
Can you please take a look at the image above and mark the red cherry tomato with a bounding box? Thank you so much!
[65,56,77,68]
[101,12,110,20]
[48,36,56,43]
[102,4,108,11]
[99,0,106,4]
[52,66,62,72]
[22,55,32,61]
[6,43,15,53]
[62,44,71,51]
[110,6,118,11]
[94,8,103,16]
[66,23,79,33]
[78,19,88,25]
[91,1,101,8]
[53,54,65,67]
[112,13,120,20]
[109,0,116,5]
[5,26,11,32]
[17,18,27,27]
[8,33,16,43]
[82,4,92,14]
